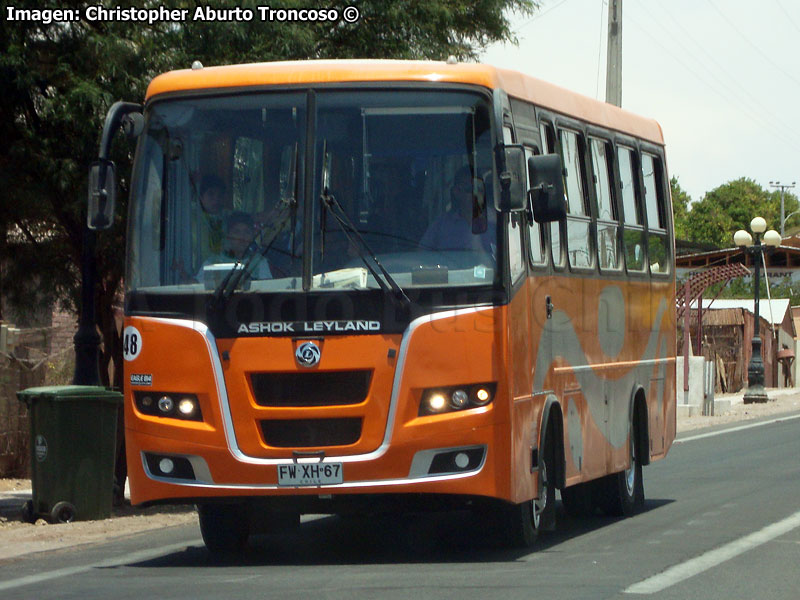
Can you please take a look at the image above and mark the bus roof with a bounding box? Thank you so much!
[146,59,664,145]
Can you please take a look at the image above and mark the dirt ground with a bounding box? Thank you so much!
[1,390,799,560]
[0,482,196,561]
[676,390,800,432]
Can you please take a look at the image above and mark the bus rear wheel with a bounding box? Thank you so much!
[198,503,249,554]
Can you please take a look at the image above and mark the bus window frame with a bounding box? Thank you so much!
[639,144,673,278]
[523,144,549,270]
[502,122,529,289]
[614,137,648,278]
[555,121,596,275]
[508,97,549,272]
[586,131,623,275]
[537,115,566,272]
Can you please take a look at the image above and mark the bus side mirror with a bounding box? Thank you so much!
[87,101,142,231]
[121,111,145,139]
[497,145,527,212]
[528,153,567,223]
[88,159,117,230]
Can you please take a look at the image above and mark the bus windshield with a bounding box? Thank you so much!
[127,89,498,296]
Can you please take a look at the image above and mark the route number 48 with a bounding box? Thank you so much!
[123,326,143,361]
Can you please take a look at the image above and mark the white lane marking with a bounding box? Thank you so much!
[624,510,800,594]
[0,539,201,592]
[676,413,800,444]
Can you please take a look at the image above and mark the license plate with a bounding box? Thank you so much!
[277,462,343,487]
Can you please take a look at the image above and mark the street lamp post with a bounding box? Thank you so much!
[770,181,796,238]
[734,217,782,404]
[781,208,800,235]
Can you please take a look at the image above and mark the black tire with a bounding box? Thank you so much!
[560,481,597,518]
[597,420,644,517]
[21,499,36,524]
[498,426,556,547]
[50,501,77,523]
[198,504,249,554]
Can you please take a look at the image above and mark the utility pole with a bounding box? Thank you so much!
[770,180,796,238]
[605,0,622,107]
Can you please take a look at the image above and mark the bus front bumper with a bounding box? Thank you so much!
[125,422,507,506]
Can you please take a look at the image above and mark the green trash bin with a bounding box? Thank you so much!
[17,385,123,523]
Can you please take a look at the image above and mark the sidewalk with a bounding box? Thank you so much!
[677,386,800,432]
[0,482,195,561]
[2,388,800,561]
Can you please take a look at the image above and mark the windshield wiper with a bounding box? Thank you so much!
[213,143,299,308]
[211,197,297,308]
[319,146,410,307]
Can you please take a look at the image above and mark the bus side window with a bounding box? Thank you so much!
[559,128,593,270]
[590,138,620,271]
[539,121,565,268]
[525,146,547,266]
[617,145,646,273]
[642,152,670,275]
[505,125,526,282]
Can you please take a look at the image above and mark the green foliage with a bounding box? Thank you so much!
[680,274,800,304]
[670,176,691,240]
[0,0,538,383]
[682,177,798,248]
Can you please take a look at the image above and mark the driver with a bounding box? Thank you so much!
[197,211,272,280]
[419,166,493,253]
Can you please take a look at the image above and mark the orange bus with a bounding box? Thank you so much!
[89,60,676,552]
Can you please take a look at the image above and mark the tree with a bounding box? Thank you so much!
[0,0,538,386]
[684,178,798,249]
[670,176,691,240]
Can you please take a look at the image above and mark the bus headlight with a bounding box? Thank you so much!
[427,393,448,413]
[135,392,203,422]
[419,383,496,416]
[178,397,198,416]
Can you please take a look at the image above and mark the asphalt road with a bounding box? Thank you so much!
[2,412,799,600]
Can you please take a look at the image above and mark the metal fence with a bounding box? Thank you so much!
[0,323,75,478]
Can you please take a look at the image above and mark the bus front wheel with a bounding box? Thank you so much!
[499,430,556,547]
[598,422,645,516]
[198,503,250,554]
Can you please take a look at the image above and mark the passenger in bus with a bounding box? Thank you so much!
[197,211,273,280]
[197,174,227,254]
[419,166,493,253]
[173,174,229,282]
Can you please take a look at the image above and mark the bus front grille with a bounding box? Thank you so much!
[251,371,372,407]
[260,418,363,448]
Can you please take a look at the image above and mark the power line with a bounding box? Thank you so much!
[514,0,572,34]
[595,0,607,99]
[706,0,800,91]
[639,0,800,142]
[647,1,800,133]
[775,0,800,36]
[625,8,800,154]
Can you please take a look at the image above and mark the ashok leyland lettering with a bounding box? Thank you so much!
[88,60,676,553]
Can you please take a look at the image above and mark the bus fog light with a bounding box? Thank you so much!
[157,396,174,413]
[427,393,447,413]
[159,458,175,474]
[178,398,196,416]
[475,387,491,405]
[451,390,468,409]
[454,452,470,469]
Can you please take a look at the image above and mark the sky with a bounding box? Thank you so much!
[480,0,800,209]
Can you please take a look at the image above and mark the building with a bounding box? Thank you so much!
[680,299,795,393]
